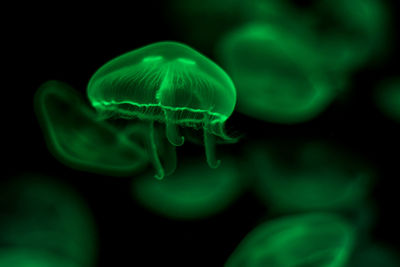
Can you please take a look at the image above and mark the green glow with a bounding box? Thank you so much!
[350,245,400,267]
[0,248,81,267]
[177,57,196,65]
[314,0,389,72]
[225,213,355,267]
[132,157,242,219]
[142,55,163,62]
[242,0,310,29]
[375,78,400,122]
[217,23,336,124]
[250,140,373,212]
[87,41,237,178]
[34,80,149,176]
[0,176,97,267]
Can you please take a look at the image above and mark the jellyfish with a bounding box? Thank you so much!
[0,248,81,267]
[311,0,389,73]
[225,213,355,267]
[374,78,400,123]
[132,156,242,220]
[87,41,237,179]
[248,139,374,213]
[216,23,336,124]
[242,0,311,30]
[0,175,97,267]
[34,80,149,176]
[349,244,400,267]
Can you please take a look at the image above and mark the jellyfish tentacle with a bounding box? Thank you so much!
[204,119,221,168]
[165,112,184,146]
[147,121,165,180]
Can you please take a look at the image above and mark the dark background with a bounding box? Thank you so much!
[4,0,400,266]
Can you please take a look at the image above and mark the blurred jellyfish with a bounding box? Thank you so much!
[88,41,237,179]
[249,139,374,213]
[349,244,400,267]
[311,0,389,73]
[0,248,80,267]
[217,23,337,124]
[34,80,149,176]
[225,212,355,267]
[242,0,311,29]
[132,156,243,220]
[374,77,400,122]
[0,175,97,267]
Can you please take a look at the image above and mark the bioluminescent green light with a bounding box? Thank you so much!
[0,248,81,267]
[250,140,373,212]
[242,0,309,29]
[88,41,237,179]
[34,80,149,176]
[217,23,336,124]
[375,78,400,122]
[349,244,400,267]
[313,0,389,73]
[225,213,355,267]
[132,157,242,220]
[0,176,97,267]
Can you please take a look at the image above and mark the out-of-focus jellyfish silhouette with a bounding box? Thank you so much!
[349,244,400,267]
[88,41,237,179]
[225,213,355,267]
[242,0,310,29]
[132,156,242,220]
[249,140,374,213]
[34,80,149,176]
[217,23,336,124]
[0,175,97,267]
[374,78,400,122]
[0,248,80,267]
[311,0,389,73]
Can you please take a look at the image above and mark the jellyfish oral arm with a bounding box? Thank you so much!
[204,126,221,169]
[165,119,185,146]
[147,121,165,180]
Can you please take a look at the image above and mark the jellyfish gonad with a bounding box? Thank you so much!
[87,41,237,179]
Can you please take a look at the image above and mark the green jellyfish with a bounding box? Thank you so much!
[132,156,242,220]
[225,213,355,267]
[0,175,97,267]
[87,41,237,179]
[34,80,149,176]
[349,244,400,267]
[374,78,400,122]
[249,140,374,213]
[311,0,389,73]
[242,0,310,29]
[217,23,336,124]
[0,248,81,267]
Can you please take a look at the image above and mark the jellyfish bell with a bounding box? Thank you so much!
[0,175,97,267]
[87,41,237,179]
[225,213,355,267]
[132,155,243,220]
[217,23,336,124]
[34,80,149,176]
[249,139,374,213]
